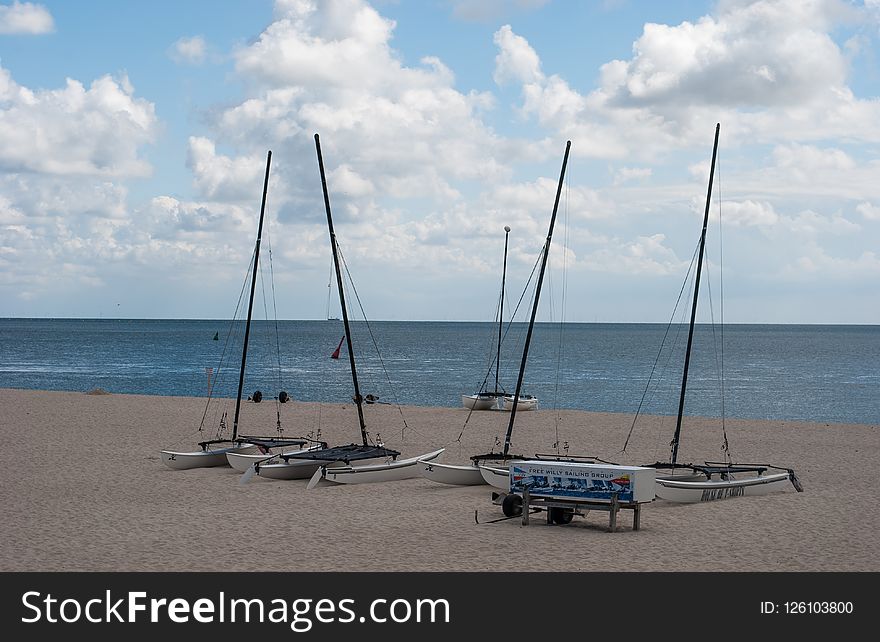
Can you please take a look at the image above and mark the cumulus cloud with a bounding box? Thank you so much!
[0,1,53,34]
[856,201,880,220]
[169,35,207,65]
[0,64,156,177]
[612,167,652,186]
[494,1,880,158]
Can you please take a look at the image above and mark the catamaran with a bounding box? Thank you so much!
[637,124,803,503]
[160,151,309,470]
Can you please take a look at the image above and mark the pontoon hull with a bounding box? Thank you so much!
[309,448,445,488]
[655,472,794,503]
[478,464,511,490]
[461,394,498,411]
[161,444,259,470]
[227,445,322,472]
[502,395,537,411]
[420,461,487,486]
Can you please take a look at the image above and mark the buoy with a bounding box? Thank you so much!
[252,390,263,403]
[278,391,289,404]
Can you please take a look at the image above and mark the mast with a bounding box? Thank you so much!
[232,150,272,441]
[502,141,571,457]
[670,122,720,467]
[314,133,369,446]
[494,225,511,395]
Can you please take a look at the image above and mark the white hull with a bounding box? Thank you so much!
[420,461,487,486]
[655,472,793,503]
[478,464,511,490]
[255,457,325,480]
[308,448,445,489]
[161,443,259,470]
[461,394,498,411]
[502,395,537,411]
[226,445,322,472]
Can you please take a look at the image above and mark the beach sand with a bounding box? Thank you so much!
[1,387,876,572]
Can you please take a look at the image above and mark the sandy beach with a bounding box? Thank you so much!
[1,387,877,572]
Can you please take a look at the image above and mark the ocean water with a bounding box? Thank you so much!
[0,318,877,426]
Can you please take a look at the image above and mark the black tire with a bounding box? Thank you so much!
[278,390,289,404]
[252,390,263,403]
[501,493,523,517]
[549,507,574,524]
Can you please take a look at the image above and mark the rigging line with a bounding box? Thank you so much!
[552,172,571,451]
[258,226,285,435]
[336,243,413,441]
[621,238,701,452]
[703,252,730,463]
[197,249,254,437]
[717,154,729,462]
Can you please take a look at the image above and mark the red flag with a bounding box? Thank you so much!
[331,335,345,359]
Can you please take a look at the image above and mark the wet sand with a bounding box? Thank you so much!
[1,387,876,571]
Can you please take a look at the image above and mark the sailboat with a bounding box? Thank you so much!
[160,151,309,470]
[422,141,572,490]
[462,225,512,411]
[641,123,803,503]
[259,134,441,486]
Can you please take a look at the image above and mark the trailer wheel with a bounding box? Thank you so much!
[549,507,574,524]
[501,493,523,517]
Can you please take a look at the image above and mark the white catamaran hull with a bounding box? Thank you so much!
[308,449,445,489]
[655,472,793,503]
[226,445,322,472]
[478,464,511,490]
[502,395,537,411]
[461,394,498,411]
[161,443,259,470]
[420,461,487,486]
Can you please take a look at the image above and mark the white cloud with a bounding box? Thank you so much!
[493,24,542,85]
[856,201,880,220]
[721,200,779,227]
[612,166,652,186]
[0,64,156,177]
[169,35,207,65]
[0,1,53,34]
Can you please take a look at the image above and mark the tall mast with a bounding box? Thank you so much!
[314,133,369,446]
[495,225,511,395]
[670,122,720,467]
[232,150,272,441]
[502,141,571,457]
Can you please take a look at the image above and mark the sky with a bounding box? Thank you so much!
[0,0,878,324]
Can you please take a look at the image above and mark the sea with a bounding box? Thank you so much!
[0,318,877,426]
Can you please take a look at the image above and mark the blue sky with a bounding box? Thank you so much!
[1,0,878,323]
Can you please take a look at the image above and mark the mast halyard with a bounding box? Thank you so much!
[670,122,721,468]
[232,150,272,442]
[494,226,511,396]
[314,133,369,447]
[500,141,571,458]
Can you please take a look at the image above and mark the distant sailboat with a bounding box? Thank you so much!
[462,225,514,411]
[422,141,571,490]
[213,332,219,341]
